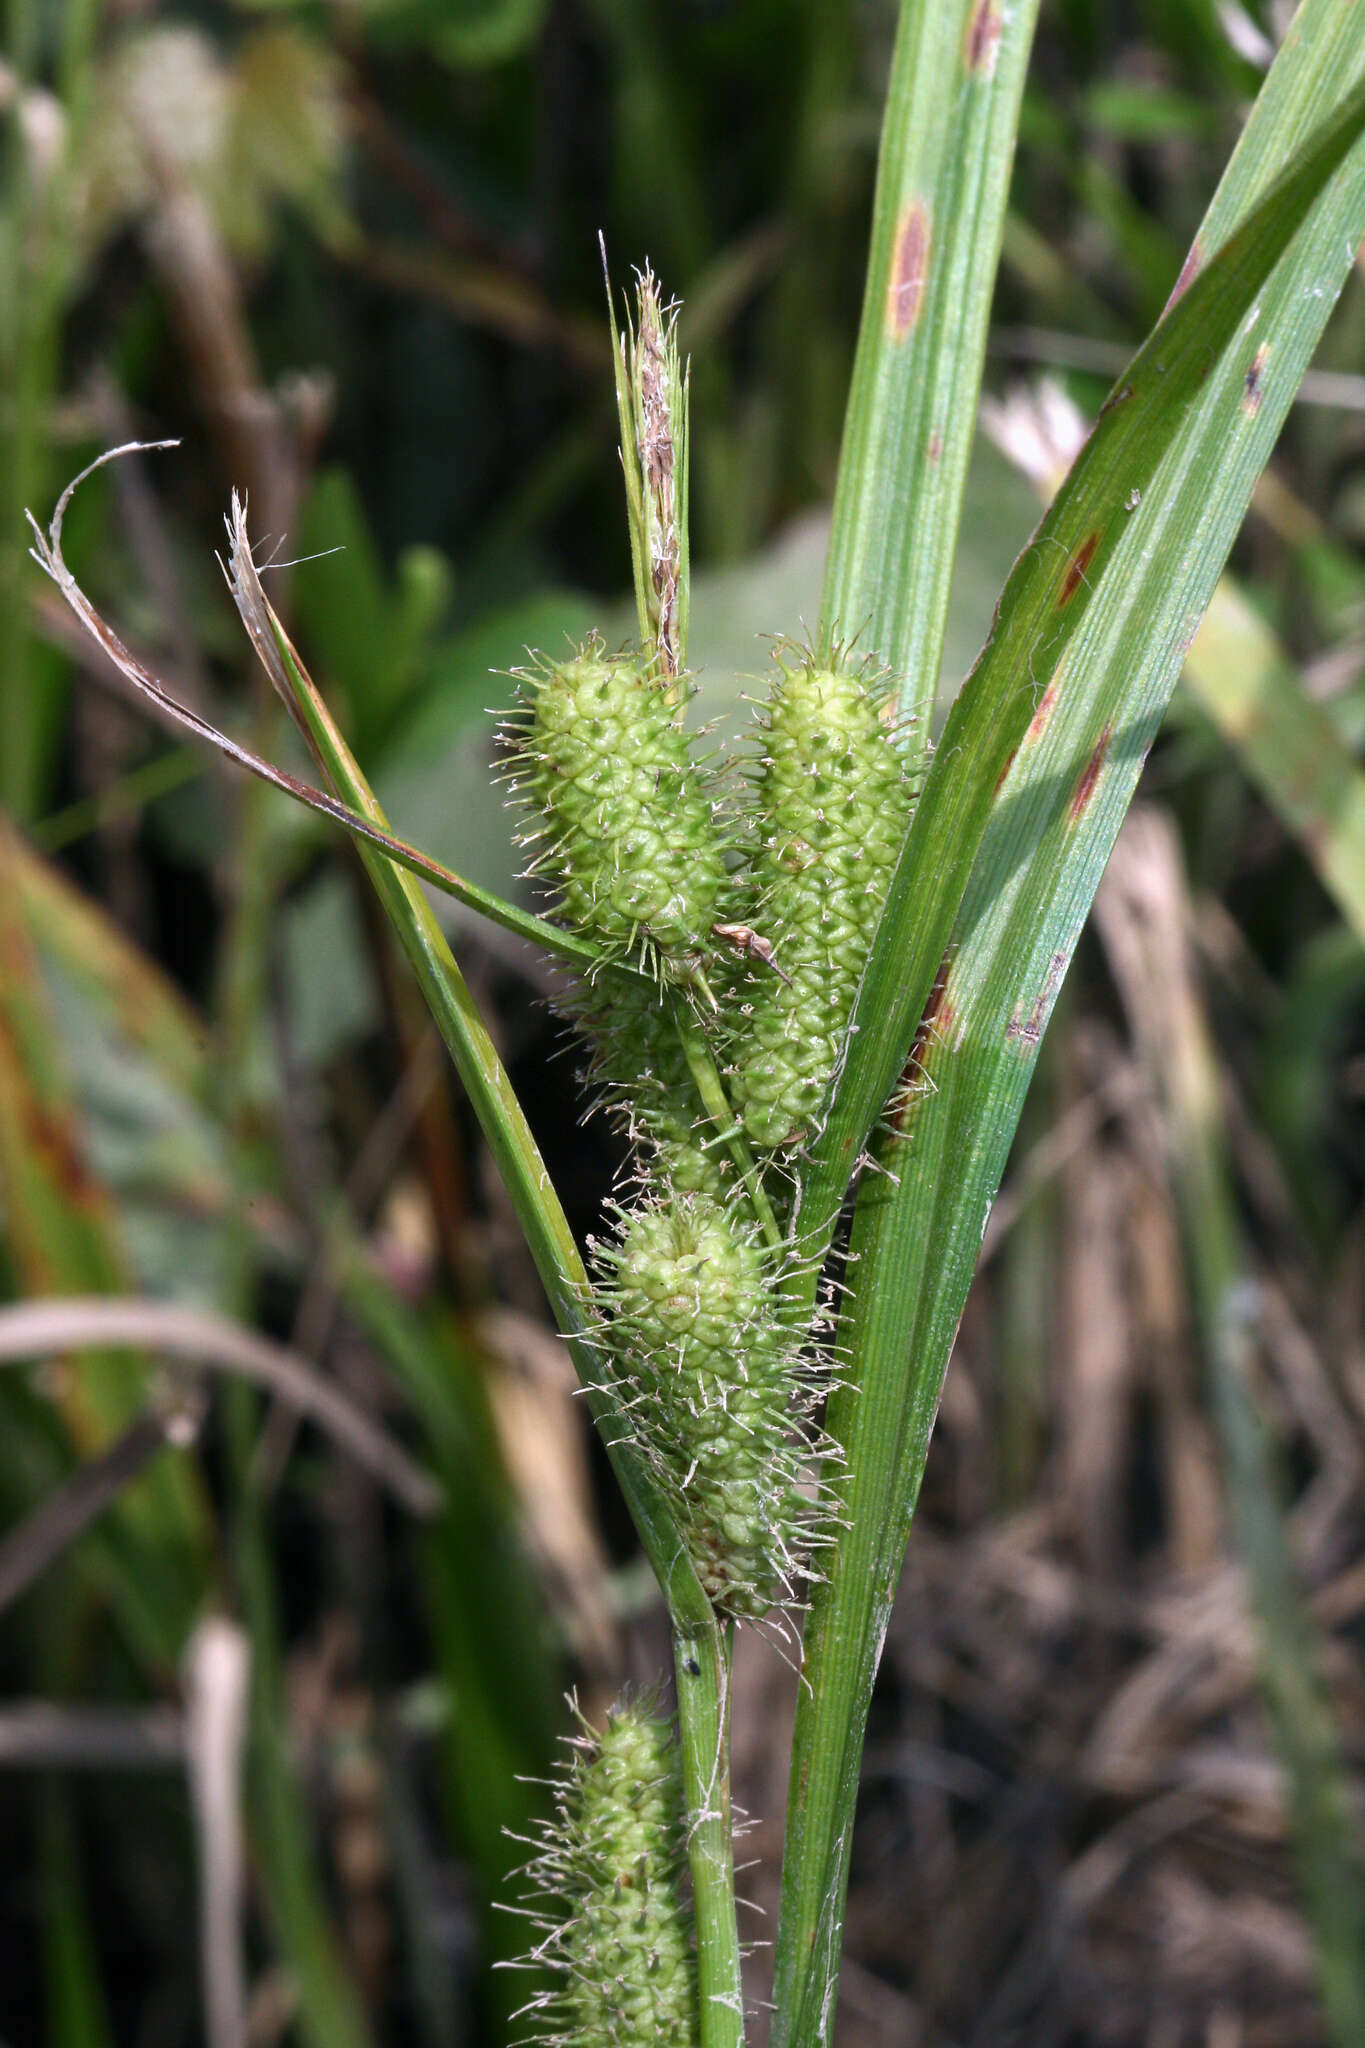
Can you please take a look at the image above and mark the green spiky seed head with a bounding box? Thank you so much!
[605,1190,811,1617]
[731,657,911,1149]
[514,1698,699,2048]
[508,646,726,979]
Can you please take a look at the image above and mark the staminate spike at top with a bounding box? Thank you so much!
[604,245,690,690]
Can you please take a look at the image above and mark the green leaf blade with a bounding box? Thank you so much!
[819,0,1040,751]
[777,9,1365,2042]
[1184,580,1365,946]
[806,61,1365,1254]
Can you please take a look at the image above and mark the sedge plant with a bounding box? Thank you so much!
[26,3,1365,2041]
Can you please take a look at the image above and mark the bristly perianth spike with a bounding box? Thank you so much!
[596,1183,838,1620]
[500,639,727,989]
[728,649,915,1152]
[499,632,744,1190]
[504,1694,699,2046]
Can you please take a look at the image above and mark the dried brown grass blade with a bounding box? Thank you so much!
[0,1296,440,1515]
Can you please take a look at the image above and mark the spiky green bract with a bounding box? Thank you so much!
[731,657,912,1150]
[516,1698,699,2048]
[603,1190,813,1618]
[506,644,726,982]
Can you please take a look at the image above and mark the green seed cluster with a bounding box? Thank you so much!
[502,637,902,1626]
[505,639,737,1189]
[518,1700,699,2048]
[508,647,726,979]
[604,1191,808,1618]
[730,657,911,1150]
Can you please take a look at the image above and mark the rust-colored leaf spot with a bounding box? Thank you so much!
[1006,949,1071,1053]
[0,1004,108,1224]
[893,949,955,1130]
[993,743,1018,798]
[927,428,944,464]
[27,1099,106,1212]
[918,952,954,1050]
[1068,723,1112,824]
[1025,675,1060,744]
[1243,342,1270,416]
[1058,531,1100,607]
[964,0,1001,73]
[1098,382,1134,421]
[885,201,931,338]
[1164,237,1203,315]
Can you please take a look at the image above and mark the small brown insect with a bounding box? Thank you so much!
[712,923,793,985]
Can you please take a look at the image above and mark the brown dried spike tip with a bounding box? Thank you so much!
[635,268,683,679]
[605,243,690,687]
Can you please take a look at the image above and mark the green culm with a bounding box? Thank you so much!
[575,973,729,1198]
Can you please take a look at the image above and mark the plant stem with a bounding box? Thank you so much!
[674,1618,744,2048]
[672,1000,782,1253]
[225,502,748,2024]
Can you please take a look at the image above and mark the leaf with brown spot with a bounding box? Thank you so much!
[1059,531,1100,607]
[885,200,931,338]
[1025,675,1061,743]
[777,36,1365,2047]
[1164,236,1204,313]
[816,0,1041,774]
[0,825,129,1364]
[891,950,956,1130]
[1005,949,1071,1051]
[964,0,1001,75]
[1068,723,1113,823]
[809,76,1365,1229]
